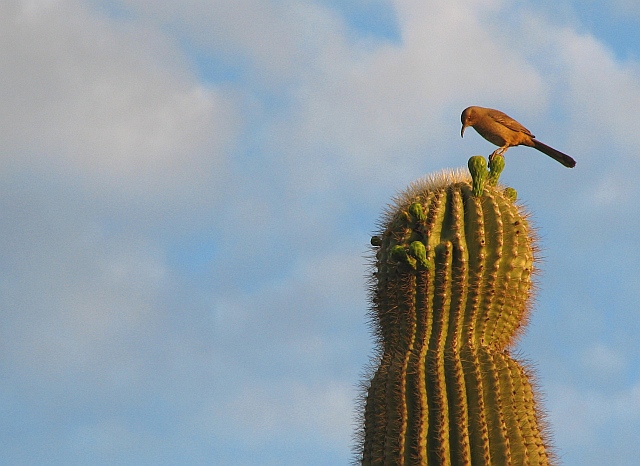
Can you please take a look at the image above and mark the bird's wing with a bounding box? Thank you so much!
[487,109,534,137]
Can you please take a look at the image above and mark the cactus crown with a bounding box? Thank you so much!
[356,164,553,465]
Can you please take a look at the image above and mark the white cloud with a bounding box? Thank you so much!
[0,0,239,198]
[592,173,631,206]
[581,343,627,376]
[202,379,355,446]
[559,31,640,149]
[517,14,640,157]
[549,381,640,457]
[116,0,336,84]
[607,0,640,20]
[2,226,169,383]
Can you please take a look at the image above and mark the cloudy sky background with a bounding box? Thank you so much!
[1,0,639,464]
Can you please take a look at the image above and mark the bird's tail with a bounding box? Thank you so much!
[532,140,576,168]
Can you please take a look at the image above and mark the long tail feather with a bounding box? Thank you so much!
[532,140,576,168]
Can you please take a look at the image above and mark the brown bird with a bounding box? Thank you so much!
[461,106,576,168]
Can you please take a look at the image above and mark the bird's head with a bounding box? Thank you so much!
[460,106,477,137]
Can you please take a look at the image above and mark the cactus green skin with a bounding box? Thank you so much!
[357,169,553,465]
[468,156,487,197]
[488,154,505,187]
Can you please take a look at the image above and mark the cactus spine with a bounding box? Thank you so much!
[358,160,553,465]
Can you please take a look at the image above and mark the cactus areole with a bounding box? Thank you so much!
[357,159,554,465]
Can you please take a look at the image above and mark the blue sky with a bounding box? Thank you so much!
[1,0,639,464]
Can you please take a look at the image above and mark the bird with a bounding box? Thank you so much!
[460,106,576,168]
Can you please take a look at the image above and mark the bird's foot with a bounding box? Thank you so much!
[489,147,508,161]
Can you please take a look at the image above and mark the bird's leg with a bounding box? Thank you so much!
[489,146,509,162]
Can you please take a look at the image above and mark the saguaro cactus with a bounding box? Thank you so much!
[357,159,553,465]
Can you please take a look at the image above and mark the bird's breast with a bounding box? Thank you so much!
[473,122,510,147]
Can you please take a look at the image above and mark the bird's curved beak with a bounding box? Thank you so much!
[461,124,467,138]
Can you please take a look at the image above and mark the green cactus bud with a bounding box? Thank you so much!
[390,244,417,269]
[409,241,429,269]
[409,202,426,222]
[357,169,551,466]
[468,155,488,197]
[503,187,518,202]
[370,235,382,247]
[487,154,505,186]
